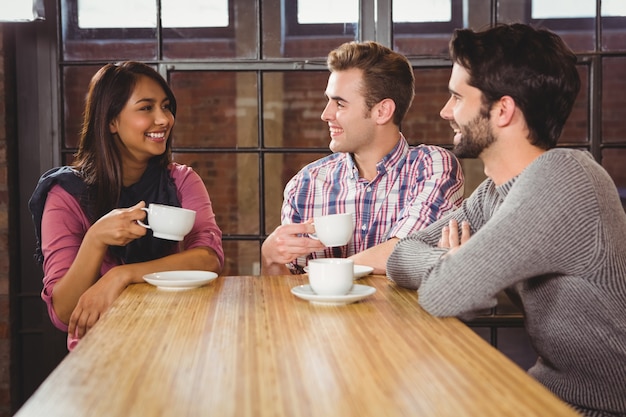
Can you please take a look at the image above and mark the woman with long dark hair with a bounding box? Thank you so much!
[29,61,224,349]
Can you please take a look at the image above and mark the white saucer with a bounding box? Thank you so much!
[353,265,374,279]
[303,264,374,280]
[291,284,376,306]
[143,270,218,291]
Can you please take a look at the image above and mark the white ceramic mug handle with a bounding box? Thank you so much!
[136,207,151,229]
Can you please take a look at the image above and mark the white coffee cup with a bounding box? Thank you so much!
[137,204,196,241]
[307,258,354,296]
[312,213,354,247]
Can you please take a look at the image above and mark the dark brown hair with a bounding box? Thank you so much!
[449,23,580,149]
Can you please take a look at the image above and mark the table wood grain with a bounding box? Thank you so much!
[15,275,580,417]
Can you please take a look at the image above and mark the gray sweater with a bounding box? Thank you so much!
[387,148,626,416]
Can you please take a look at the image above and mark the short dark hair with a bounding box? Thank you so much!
[327,41,415,126]
[449,23,580,149]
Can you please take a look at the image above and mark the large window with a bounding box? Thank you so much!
[77,0,229,28]
[62,0,240,60]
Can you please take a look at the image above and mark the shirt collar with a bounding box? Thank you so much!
[345,134,408,180]
[379,134,408,174]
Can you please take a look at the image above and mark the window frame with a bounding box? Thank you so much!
[527,2,626,30]
[285,0,463,37]
[61,0,235,40]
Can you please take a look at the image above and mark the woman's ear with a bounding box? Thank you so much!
[109,119,118,134]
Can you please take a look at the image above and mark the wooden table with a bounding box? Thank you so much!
[15,275,579,417]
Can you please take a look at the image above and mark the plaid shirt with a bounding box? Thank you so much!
[282,136,464,272]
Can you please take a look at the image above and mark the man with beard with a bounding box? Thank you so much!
[386,24,626,417]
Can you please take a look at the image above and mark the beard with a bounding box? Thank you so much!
[452,111,497,159]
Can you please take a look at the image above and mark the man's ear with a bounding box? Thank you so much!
[493,95,516,127]
[374,98,396,125]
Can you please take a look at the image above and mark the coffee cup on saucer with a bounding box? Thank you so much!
[137,204,196,241]
[307,258,354,296]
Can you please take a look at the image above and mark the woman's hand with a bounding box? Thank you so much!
[86,201,148,249]
[51,201,149,325]
[59,200,147,334]
[67,266,130,340]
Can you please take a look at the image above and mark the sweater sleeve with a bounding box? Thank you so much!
[388,151,601,318]
[171,164,225,269]
[386,179,491,292]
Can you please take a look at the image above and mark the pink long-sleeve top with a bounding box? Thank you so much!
[40,163,224,331]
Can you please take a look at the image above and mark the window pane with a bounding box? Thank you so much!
[394,33,451,57]
[77,0,228,28]
[163,0,257,59]
[297,0,357,24]
[169,71,258,148]
[162,0,228,28]
[68,0,240,60]
[63,0,157,60]
[222,240,261,276]
[603,58,626,144]
[532,0,594,19]
[526,0,595,52]
[172,152,260,237]
[602,1,626,51]
[264,152,329,234]
[402,68,456,147]
[0,0,44,21]
[394,0,451,23]
[601,149,626,212]
[62,65,107,149]
[62,33,158,61]
[77,0,156,28]
[265,0,357,58]
[497,328,537,371]
[460,159,486,198]
[393,0,462,56]
[559,65,589,145]
[603,0,626,16]
[469,327,490,344]
[263,72,330,148]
